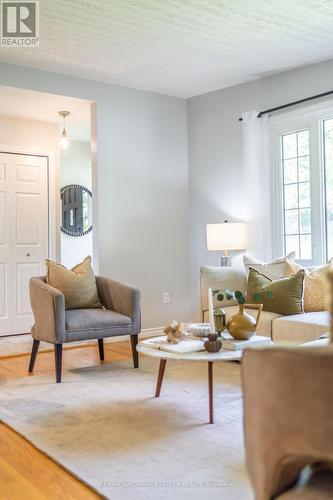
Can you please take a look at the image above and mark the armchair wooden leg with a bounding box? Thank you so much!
[130,334,139,368]
[98,338,104,361]
[54,344,63,383]
[28,339,40,373]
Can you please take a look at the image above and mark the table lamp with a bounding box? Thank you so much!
[206,221,247,266]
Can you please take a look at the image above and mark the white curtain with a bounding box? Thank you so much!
[242,111,272,261]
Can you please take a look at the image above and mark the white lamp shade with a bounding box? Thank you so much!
[207,222,247,251]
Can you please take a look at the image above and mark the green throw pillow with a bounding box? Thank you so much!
[246,267,305,316]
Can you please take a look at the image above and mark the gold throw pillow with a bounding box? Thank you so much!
[46,256,102,310]
[246,267,305,316]
[286,260,330,312]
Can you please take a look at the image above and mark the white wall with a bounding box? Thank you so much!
[60,140,93,268]
[0,63,190,329]
[0,115,58,152]
[187,58,333,319]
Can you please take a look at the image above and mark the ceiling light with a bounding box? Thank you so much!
[58,111,71,152]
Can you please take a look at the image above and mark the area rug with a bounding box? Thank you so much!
[0,357,251,499]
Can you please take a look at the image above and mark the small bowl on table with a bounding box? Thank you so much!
[187,323,212,338]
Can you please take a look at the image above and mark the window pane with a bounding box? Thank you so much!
[297,130,309,156]
[284,184,298,209]
[299,208,311,234]
[285,209,298,234]
[298,156,310,182]
[324,119,333,259]
[283,133,297,159]
[285,235,299,259]
[284,159,297,184]
[299,182,310,208]
[300,235,312,260]
[281,128,311,261]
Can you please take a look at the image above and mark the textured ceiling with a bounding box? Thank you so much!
[0,0,333,97]
[0,86,91,141]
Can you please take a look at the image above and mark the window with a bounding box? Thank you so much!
[282,130,311,260]
[271,102,333,265]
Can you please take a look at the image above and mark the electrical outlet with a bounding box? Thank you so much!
[163,292,170,304]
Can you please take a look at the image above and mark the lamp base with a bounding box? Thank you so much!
[220,255,231,267]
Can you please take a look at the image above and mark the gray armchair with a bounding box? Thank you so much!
[28,275,141,383]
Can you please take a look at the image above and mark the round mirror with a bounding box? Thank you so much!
[60,184,92,236]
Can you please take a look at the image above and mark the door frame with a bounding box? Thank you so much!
[0,145,59,261]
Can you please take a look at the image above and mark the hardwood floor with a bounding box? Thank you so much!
[0,340,133,499]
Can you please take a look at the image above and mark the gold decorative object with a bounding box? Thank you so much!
[226,303,263,340]
[214,309,226,334]
[204,333,222,353]
[163,320,186,344]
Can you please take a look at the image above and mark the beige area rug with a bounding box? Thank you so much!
[0,356,251,499]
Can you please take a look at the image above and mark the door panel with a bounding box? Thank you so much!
[0,152,49,336]
[15,262,41,316]
[15,162,41,184]
[0,191,6,245]
[0,263,9,319]
[15,193,41,246]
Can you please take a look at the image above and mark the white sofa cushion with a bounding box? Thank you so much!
[243,252,295,281]
[204,305,281,338]
[272,311,330,344]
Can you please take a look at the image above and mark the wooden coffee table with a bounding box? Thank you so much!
[137,343,242,424]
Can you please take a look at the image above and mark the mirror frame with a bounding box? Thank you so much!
[60,184,93,237]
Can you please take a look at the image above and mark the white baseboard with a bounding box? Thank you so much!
[104,327,162,344]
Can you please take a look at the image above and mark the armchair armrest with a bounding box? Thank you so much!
[96,276,141,333]
[29,277,66,344]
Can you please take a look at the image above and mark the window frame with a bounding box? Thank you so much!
[270,101,333,266]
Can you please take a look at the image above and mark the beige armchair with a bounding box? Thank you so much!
[241,267,333,499]
[242,345,333,499]
[28,275,141,383]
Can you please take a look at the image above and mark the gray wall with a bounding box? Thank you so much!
[2,57,333,325]
[187,58,333,319]
[0,63,190,329]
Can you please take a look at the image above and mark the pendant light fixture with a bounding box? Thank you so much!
[58,111,71,152]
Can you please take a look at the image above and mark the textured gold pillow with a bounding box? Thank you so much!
[246,267,305,316]
[286,260,330,312]
[46,256,102,310]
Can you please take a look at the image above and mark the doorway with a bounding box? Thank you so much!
[0,85,96,338]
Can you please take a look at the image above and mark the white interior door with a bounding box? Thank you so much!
[0,152,49,336]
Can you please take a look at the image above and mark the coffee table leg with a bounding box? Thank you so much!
[155,359,167,397]
[208,361,214,424]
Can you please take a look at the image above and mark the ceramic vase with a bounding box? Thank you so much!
[204,333,222,353]
[226,303,262,340]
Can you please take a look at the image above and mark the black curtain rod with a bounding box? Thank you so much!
[238,89,333,122]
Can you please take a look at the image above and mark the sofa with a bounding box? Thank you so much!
[200,266,330,344]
